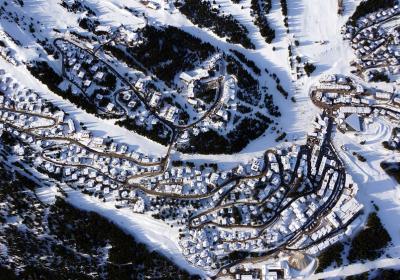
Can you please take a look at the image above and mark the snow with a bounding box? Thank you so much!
[100,0,306,155]
[345,113,362,132]
[165,0,356,165]
[65,188,207,278]
[327,117,400,278]
[85,0,145,28]
[36,185,59,205]
[2,0,400,277]
[0,0,322,160]
[310,258,400,280]
[34,184,207,278]
[0,58,168,157]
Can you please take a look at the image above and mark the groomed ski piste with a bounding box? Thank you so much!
[1,0,400,279]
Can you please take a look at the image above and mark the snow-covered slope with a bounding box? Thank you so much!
[1,0,400,278]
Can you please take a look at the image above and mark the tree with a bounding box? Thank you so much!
[316,242,344,273]
[304,62,316,76]
[348,212,391,262]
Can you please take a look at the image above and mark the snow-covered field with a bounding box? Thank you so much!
[310,257,400,279]
[330,120,400,278]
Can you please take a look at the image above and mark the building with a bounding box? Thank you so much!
[149,92,161,107]
[345,113,362,132]
[67,119,75,133]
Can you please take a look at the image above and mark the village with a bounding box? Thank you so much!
[176,112,363,278]
[0,67,367,279]
[343,4,400,83]
[310,74,400,149]
[0,69,167,188]
[2,0,400,279]
[55,36,235,130]
[50,22,276,155]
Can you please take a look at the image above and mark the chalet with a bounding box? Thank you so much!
[91,137,105,148]
[109,142,118,152]
[72,63,81,72]
[180,69,209,86]
[77,70,85,79]
[83,80,92,88]
[140,0,160,9]
[149,92,161,107]
[251,158,263,172]
[164,106,178,122]
[67,119,75,133]
[77,130,91,139]
[95,25,111,35]
[375,91,392,100]
[94,71,105,81]
[119,144,128,154]
[356,84,364,94]
[194,76,219,93]
[90,65,99,72]
[106,102,115,112]
[122,92,131,101]
[179,72,195,85]
[54,111,65,123]
[128,100,137,108]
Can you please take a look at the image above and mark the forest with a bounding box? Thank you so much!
[179,0,255,49]
[348,0,396,26]
[317,211,392,274]
[0,157,199,280]
[128,25,215,84]
[250,0,275,43]
[184,115,271,154]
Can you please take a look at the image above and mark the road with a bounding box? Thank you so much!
[0,34,367,277]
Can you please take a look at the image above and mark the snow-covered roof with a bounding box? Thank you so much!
[345,113,362,132]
